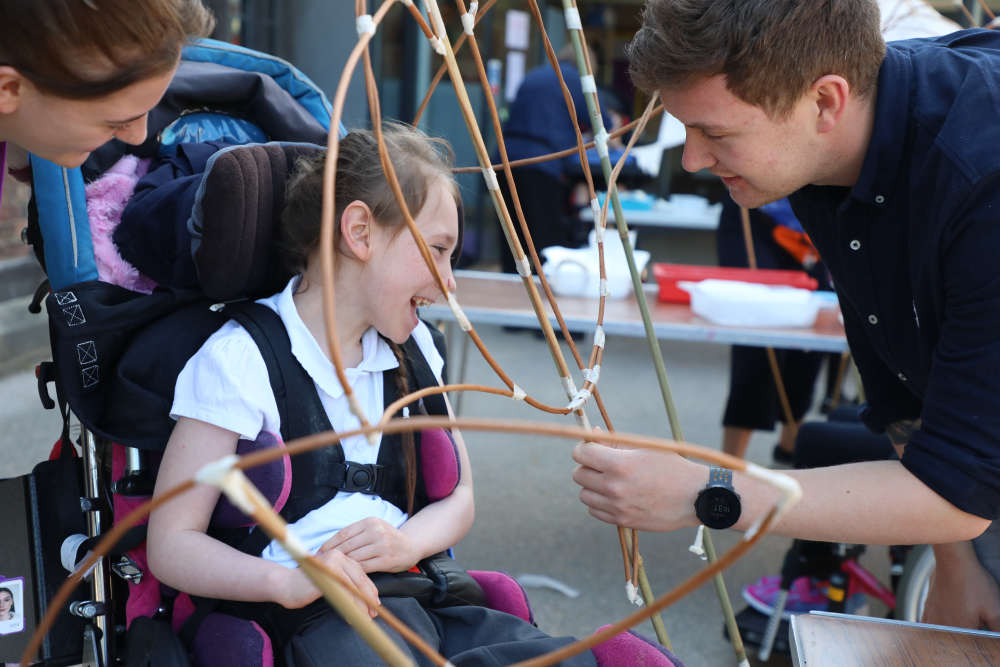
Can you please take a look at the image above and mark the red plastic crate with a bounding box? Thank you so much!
[652,263,819,304]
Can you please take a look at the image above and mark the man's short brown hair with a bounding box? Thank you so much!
[627,0,886,117]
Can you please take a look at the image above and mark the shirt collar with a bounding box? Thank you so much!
[849,44,911,210]
[273,277,399,400]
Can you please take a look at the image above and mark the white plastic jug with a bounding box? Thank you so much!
[541,231,649,299]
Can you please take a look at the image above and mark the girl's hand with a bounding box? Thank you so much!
[278,549,379,616]
[319,517,420,574]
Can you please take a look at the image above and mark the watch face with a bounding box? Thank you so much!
[695,486,741,529]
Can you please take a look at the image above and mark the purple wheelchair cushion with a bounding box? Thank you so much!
[590,625,685,667]
[191,613,274,667]
[421,428,460,501]
[467,570,534,624]
[210,431,292,528]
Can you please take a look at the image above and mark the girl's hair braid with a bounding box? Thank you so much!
[387,340,418,516]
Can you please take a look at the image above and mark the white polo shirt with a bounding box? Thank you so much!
[171,276,444,567]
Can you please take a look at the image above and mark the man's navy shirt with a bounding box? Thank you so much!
[790,29,1000,519]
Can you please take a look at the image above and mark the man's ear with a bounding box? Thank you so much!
[811,74,850,134]
[0,66,25,114]
[339,200,374,261]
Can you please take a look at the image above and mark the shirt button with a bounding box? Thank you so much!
[897,372,908,382]
[875,195,885,204]
[849,239,861,251]
[868,314,879,325]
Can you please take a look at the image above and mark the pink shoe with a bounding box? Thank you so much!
[742,575,829,620]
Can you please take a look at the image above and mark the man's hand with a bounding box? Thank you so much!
[922,541,1000,631]
[571,439,703,532]
[319,517,420,574]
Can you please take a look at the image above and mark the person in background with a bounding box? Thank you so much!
[716,196,832,463]
[496,43,611,274]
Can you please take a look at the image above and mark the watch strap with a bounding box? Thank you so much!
[708,465,733,489]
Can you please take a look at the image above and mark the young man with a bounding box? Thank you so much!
[572,0,1000,630]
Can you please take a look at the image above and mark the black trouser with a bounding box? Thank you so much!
[716,197,832,430]
[496,167,578,274]
[282,597,597,667]
[787,413,896,568]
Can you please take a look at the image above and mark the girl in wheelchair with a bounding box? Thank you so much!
[145,124,600,666]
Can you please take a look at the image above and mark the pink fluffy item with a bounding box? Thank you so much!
[85,154,157,293]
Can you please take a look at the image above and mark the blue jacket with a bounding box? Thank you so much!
[502,61,610,179]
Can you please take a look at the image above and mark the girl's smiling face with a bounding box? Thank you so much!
[364,179,459,344]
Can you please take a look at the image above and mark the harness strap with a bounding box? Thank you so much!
[180,305,447,646]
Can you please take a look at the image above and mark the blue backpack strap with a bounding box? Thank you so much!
[29,155,96,289]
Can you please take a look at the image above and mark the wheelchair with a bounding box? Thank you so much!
[729,405,1000,660]
[0,38,682,667]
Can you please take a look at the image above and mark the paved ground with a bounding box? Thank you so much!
[0,311,893,666]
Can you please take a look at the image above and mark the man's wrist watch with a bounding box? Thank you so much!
[694,466,741,529]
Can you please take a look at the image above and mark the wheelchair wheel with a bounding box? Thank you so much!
[893,544,934,622]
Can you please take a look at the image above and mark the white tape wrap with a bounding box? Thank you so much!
[625,581,644,606]
[567,387,591,411]
[282,531,311,560]
[591,199,605,237]
[216,471,256,516]
[688,525,708,560]
[594,326,606,349]
[429,36,446,55]
[594,128,610,159]
[447,292,472,331]
[469,2,478,17]
[561,376,577,398]
[511,384,527,401]
[514,256,532,278]
[580,74,597,94]
[195,454,240,487]
[356,14,375,36]
[583,365,601,385]
[401,0,413,5]
[461,12,475,35]
[481,166,500,192]
[564,7,582,31]
[600,279,610,297]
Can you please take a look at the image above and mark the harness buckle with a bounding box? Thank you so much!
[341,461,382,494]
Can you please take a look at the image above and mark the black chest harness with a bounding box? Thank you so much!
[218,302,450,557]
[179,303,454,645]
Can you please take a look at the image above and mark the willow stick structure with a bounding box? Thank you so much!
[555,0,745,657]
[200,464,420,667]
[24,411,802,667]
[24,3,812,665]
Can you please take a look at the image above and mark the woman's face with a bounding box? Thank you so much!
[0,62,177,167]
[0,591,12,617]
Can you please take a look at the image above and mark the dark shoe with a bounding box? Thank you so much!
[772,444,795,466]
[530,328,584,342]
[502,325,536,335]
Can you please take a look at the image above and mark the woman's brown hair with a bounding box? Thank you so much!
[0,0,215,99]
